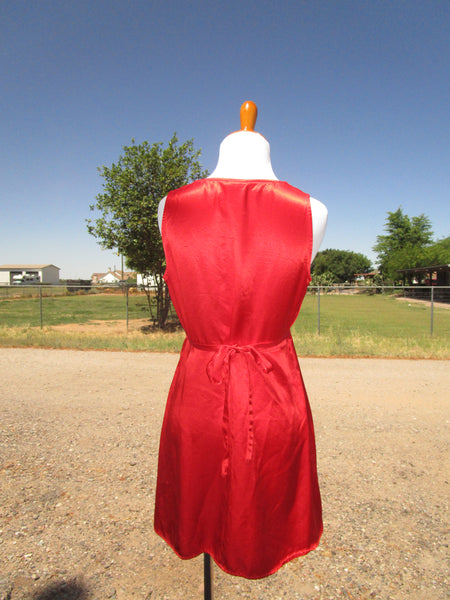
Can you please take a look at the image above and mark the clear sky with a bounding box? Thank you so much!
[1,0,449,279]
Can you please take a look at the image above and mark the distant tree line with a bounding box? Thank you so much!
[373,207,449,283]
[311,208,449,285]
[311,249,372,285]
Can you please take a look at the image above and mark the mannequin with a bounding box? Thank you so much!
[158,101,328,262]
[155,103,326,593]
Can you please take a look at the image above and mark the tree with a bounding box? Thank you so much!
[425,236,450,265]
[87,134,208,328]
[311,249,372,284]
[310,271,336,287]
[373,208,434,282]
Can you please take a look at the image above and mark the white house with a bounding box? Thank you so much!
[0,264,60,285]
[136,273,157,288]
[91,269,136,285]
[91,269,155,287]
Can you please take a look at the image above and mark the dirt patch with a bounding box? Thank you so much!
[0,349,448,599]
[396,296,450,309]
[47,319,182,336]
[48,319,152,336]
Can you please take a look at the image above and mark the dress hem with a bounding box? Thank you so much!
[154,524,323,580]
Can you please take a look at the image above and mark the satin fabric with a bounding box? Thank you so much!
[154,179,322,579]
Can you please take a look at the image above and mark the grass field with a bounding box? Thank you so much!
[0,291,449,358]
[292,294,449,358]
[0,291,151,327]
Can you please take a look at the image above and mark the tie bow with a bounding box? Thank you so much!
[206,343,273,385]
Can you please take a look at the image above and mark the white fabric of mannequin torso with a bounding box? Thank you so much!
[158,130,327,262]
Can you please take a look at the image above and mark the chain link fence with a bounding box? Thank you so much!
[308,285,450,336]
[0,283,180,330]
[1,284,449,336]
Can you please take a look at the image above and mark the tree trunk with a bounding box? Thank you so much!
[155,274,171,329]
[141,272,173,329]
[143,283,156,325]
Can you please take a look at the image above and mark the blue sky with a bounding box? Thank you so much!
[1,0,449,279]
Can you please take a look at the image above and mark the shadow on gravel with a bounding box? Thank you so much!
[32,579,90,600]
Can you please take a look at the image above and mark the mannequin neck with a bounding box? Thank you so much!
[208,130,278,180]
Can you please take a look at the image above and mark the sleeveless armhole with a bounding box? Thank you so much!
[161,190,177,284]
[305,194,313,285]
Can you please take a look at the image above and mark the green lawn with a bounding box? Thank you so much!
[291,293,449,357]
[0,291,448,358]
[0,292,151,327]
[295,293,447,337]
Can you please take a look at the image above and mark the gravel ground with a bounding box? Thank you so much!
[0,348,448,600]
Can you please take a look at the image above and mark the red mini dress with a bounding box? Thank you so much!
[154,178,322,579]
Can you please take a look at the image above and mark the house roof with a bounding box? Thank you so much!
[92,270,136,280]
[397,264,450,275]
[0,264,60,270]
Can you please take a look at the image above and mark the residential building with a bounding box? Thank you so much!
[91,268,136,285]
[0,264,60,285]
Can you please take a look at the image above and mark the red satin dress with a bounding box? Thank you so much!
[154,178,322,579]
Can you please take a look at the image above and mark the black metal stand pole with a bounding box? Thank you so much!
[204,553,213,600]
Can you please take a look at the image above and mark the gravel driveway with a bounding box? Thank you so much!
[0,349,448,600]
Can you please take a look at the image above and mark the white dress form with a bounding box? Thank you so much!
[158,101,327,262]
[158,103,327,598]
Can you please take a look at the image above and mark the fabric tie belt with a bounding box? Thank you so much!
[189,336,288,476]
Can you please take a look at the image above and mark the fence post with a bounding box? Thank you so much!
[430,286,434,336]
[126,284,129,333]
[317,286,321,335]
[39,286,43,329]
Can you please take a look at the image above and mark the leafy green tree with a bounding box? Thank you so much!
[87,134,208,328]
[425,236,450,265]
[373,208,434,282]
[310,271,336,287]
[311,249,372,284]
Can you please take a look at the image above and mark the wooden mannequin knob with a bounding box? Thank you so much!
[240,101,257,131]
